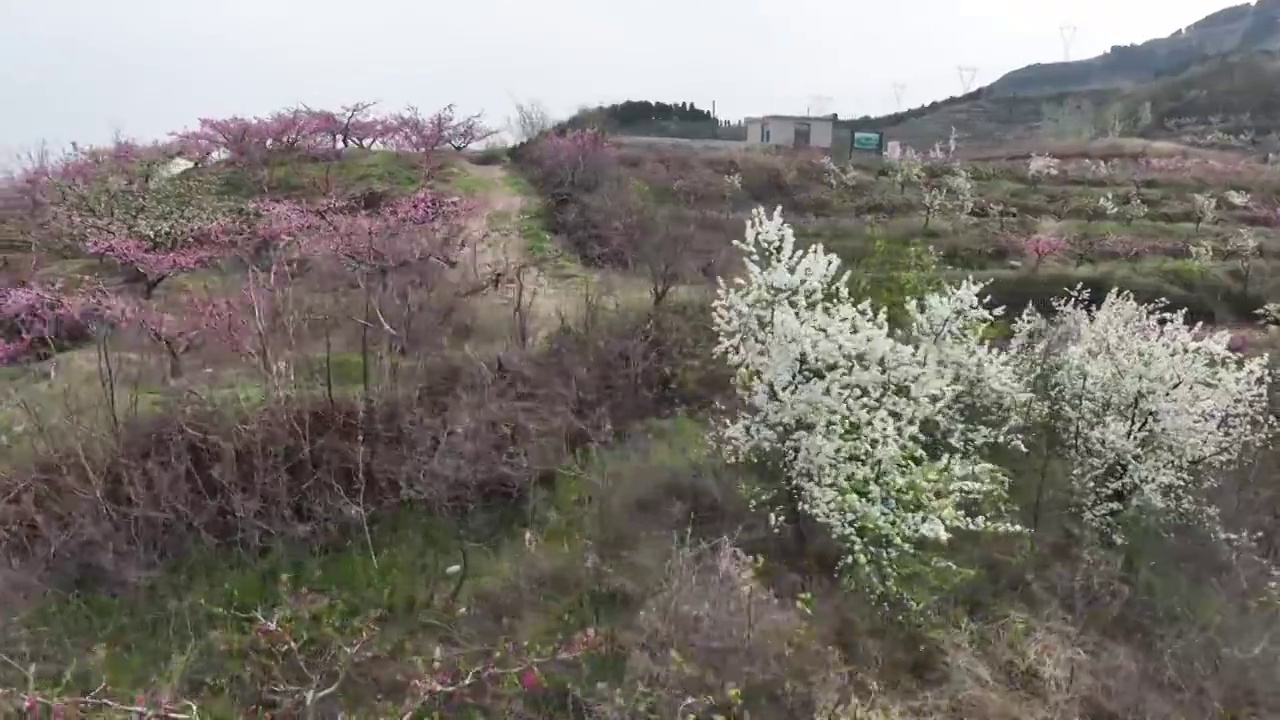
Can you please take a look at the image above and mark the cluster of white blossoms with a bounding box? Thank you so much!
[1007,288,1273,540]
[714,207,1274,589]
[712,208,1028,585]
[1027,154,1061,185]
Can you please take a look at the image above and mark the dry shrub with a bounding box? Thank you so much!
[600,539,862,719]
[734,150,838,216]
[516,134,845,284]
[0,355,583,594]
[539,292,728,426]
[0,292,729,599]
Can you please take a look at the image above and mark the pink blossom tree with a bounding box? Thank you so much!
[0,281,105,364]
[1004,233,1067,271]
[37,142,251,298]
[302,188,473,366]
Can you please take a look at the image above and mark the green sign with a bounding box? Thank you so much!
[852,131,882,151]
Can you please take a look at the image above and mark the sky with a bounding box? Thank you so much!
[0,0,1249,168]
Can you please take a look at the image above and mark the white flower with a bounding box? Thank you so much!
[1192,193,1218,229]
[1008,287,1273,541]
[712,207,1027,592]
[1228,227,1259,258]
[155,157,196,181]
[820,156,861,190]
[445,564,462,576]
[1224,189,1251,208]
[941,164,976,217]
[1028,153,1060,182]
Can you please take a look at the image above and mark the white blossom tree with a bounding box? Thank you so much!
[1008,287,1273,541]
[712,207,1027,594]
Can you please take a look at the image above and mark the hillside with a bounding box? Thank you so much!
[988,1,1280,98]
[866,2,1280,149]
[872,52,1280,152]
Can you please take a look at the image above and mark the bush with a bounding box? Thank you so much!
[472,144,509,166]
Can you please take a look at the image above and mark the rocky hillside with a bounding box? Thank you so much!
[988,1,1280,98]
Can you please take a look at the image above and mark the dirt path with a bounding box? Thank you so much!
[454,162,602,344]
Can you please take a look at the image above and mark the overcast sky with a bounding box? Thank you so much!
[0,0,1246,166]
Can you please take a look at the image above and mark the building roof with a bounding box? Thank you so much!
[744,114,840,123]
[745,114,870,130]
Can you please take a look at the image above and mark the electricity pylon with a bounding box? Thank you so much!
[957,66,978,93]
[1060,25,1077,61]
[807,94,833,117]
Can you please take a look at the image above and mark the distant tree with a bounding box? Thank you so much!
[560,100,715,132]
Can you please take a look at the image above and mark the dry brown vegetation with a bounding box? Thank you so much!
[2,128,1280,718]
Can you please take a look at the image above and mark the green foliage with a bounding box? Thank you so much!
[848,234,944,327]
[1153,257,1213,290]
[559,100,725,140]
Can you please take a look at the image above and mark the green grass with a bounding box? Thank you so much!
[519,210,556,257]
[436,163,499,195]
[214,149,424,199]
[501,171,540,199]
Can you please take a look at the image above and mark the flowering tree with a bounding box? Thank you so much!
[1192,192,1217,233]
[99,294,210,379]
[919,186,948,231]
[0,282,103,364]
[172,102,494,177]
[1086,193,1119,223]
[1027,154,1060,188]
[37,142,249,298]
[1223,189,1252,208]
[1119,192,1148,225]
[1015,234,1067,271]
[1008,288,1273,540]
[1227,227,1260,295]
[712,207,1027,594]
[257,189,474,366]
[385,104,493,155]
[820,155,863,191]
[941,163,976,218]
[885,146,924,195]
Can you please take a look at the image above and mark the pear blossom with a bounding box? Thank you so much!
[1008,287,1273,541]
[1192,192,1217,232]
[712,207,1027,592]
[1027,154,1060,186]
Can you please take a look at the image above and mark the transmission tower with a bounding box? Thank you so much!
[807,94,834,117]
[957,66,978,94]
[892,83,907,111]
[1060,25,1077,61]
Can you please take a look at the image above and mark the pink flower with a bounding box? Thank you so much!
[519,668,540,690]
